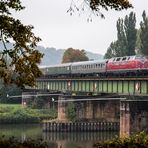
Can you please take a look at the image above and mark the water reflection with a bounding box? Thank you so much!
[0,124,42,140]
[43,132,118,142]
[0,124,118,148]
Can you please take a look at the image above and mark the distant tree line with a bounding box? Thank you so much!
[104,10,148,59]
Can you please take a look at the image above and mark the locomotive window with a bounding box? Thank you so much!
[116,58,121,61]
[122,57,127,61]
[127,57,130,60]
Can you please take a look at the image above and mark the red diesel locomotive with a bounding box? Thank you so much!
[106,55,148,74]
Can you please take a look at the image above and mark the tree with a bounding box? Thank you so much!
[0,0,43,87]
[124,12,137,55]
[139,11,148,56]
[104,41,118,59]
[69,0,132,19]
[136,29,142,50]
[116,18,127,56]
[0,84,22,103]
[62,48,89,63]
[104,11,137,58]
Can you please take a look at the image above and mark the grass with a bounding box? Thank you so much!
[0,104,57,124]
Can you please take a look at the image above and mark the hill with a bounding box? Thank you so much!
[0,42,103,66]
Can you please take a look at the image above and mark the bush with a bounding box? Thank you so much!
[0,136,48,148]
[93,132,148,148]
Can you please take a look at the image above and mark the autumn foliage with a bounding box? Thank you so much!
[62,48,89,63]
[0,0,43,87]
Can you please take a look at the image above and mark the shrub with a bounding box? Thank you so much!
[93,132,148,148]
[0,136,48,148]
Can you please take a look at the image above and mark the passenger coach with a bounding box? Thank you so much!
[71,60,106,76]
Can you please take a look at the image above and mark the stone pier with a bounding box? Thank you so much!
[57,95,67,121]
[120,101,130,137]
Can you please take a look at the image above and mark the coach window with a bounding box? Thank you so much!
[116,58,121,61]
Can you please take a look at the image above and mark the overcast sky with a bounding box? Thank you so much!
[13,0,148,55]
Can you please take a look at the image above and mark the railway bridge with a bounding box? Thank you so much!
[32,77,148,95]
[24,76,148,137]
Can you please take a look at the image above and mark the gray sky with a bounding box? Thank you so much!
[14,0,148,55]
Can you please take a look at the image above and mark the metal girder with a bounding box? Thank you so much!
[35,78,148,96]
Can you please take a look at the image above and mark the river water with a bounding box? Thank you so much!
[0,124,119,148]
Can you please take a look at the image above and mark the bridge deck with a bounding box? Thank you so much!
[27,77,148,96]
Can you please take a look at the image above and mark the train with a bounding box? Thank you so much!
[40,55,148,78]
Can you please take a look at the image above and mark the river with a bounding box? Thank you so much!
[0,124,119,148]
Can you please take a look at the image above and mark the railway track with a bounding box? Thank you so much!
[38,76,148,81]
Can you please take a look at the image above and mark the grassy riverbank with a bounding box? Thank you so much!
[0,104,57,124]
